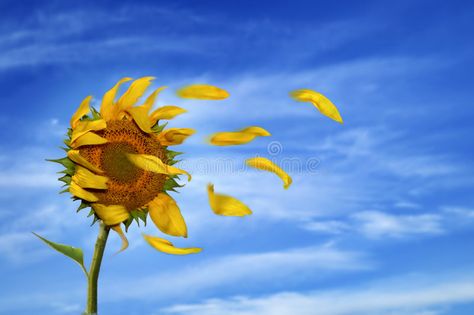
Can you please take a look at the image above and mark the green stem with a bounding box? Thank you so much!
[84,222,110,315]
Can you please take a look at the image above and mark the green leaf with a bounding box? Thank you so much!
[33,233,87,276]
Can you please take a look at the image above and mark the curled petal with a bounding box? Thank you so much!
[290,89,343,124]
[148,193,187,237]
[118,76,155,111]
[142,234,201,255]
[71,132,108,148]
[207,183,252,216]
[209,126,271,146]
[142,86,167,113]
[70,96,92,129]
[70,119,107,144]
[246,157,292,189]
[100,77,133,120]
[177,84,229,100]
[111,225,129,253]
[127,154,191,181]
[72,165,108,189]
[158,128,195,146]
[150,106,187,125]
[69,181,98,202]
[92,204,130,226]
[67,150,104,174]
[126,105,153,133]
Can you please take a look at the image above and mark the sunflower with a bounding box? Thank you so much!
[54,77,211,254]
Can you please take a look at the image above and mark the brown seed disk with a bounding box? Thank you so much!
[80,119,167,210]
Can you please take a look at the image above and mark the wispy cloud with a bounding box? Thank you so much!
[162,273,474,315]
[102,243,372,302]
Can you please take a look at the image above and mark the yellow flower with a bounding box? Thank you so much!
[55,77,201,255]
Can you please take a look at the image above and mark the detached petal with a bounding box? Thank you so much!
[209,126,270,146]
[69,181,98,202]
[92,204,130,226]
[149,106,187,125]
[290,89,343,124]
[71,132,108,148]
[118,76,155,111]
[111,225,129,253]
[177,84,229,100]
[207,183,252,216]
[143,234,201,255]
[127,153,191,181]
[100,77,133,120]
[70,96,92,129]
[246,157,292,189]
[72,165,108,189]
[67,150,104,174]
[70,119,107,144]
[158,128,195,146]
[148,193,187,237]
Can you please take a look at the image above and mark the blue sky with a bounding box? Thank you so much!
[1,0,474,314]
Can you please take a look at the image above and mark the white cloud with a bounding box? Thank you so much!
[102,244,371,302]
[352,211,443,239]
[162,274,474,315]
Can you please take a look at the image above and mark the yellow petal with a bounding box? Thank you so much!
[209,126,270,146]
[142,234,201,255]
[92,204,130,226]
[100,77,133,120]
[177,84,229,100]
[290,89,343,124]
[246,157,292,189]
[72,165,108,189]
[111,225,129,253]
[118,76,155,111]
[149,105,187,125]
[70,119,107,144]
[70,96,92,129]
[67,150,104,174]
[71,132,108,148]
[142,86,167,113]
[69,181,98,202]
[148,193,187,237]
[158,128,195,146]
[126,105,153,133]
[240,126,271,136]
[127,154,191,181]
[207,184,252,216]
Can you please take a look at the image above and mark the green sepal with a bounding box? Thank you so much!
[166,150,183,160]
[90,106,101,120]
[76,201,91,213]
[58,168,75,176]
[164,177,183,191]
[167,159,181,166]
[33,233,88,277]
[63,139,71,147]
[67,128,73,138]
[152,122,168,133]
[124,216,134,232]
[59,187,69,194]
[58,174,71,185]
[47,157,74,169]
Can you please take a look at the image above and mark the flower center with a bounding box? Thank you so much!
[101,142,142,183]
[79,119,167,211]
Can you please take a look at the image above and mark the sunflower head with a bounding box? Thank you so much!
[51,77,199,254]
